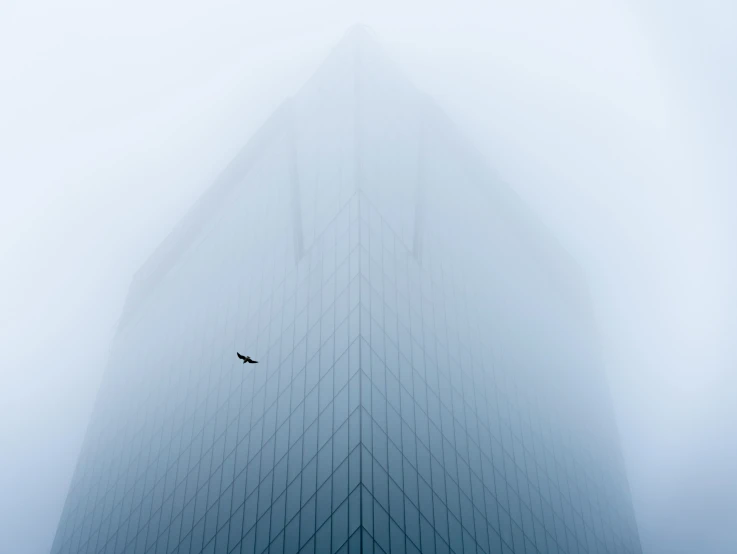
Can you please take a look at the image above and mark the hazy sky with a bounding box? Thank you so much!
[1,1,735,554]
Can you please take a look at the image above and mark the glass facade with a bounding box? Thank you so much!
[51,27,641,554]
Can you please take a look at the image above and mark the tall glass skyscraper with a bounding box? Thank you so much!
[51,26,642,554]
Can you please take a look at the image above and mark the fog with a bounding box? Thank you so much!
[1,1,735,554]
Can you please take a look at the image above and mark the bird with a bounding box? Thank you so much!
[237,352,258,364]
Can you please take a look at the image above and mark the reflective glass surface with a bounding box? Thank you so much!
[51,28,641,554]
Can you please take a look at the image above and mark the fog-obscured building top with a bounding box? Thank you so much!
[52,25,642,554]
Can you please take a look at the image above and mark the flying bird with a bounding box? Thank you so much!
[237,352,258,364]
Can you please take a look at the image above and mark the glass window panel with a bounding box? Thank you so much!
[348,446,361,492]
[286,475,302,523]
[244,491,258,535]
[402,458,418,506]
[388,479,404,529]
[303,423,319,464]
[316,479,332,528]
[361,487,373,535]
[318,407,334,447]
[390,519,406,554]
[271,492,286,540]
[317,439,333,487]
[332,458,349,508]
[333,421,350,468]
[284,514,300,554]
[387,441,403,488]
[255,509,271,553]
[258,473,273,517]
[332,500,349,553]
[348,487,360,537]
[315,519,331,553]
[373,500,390,553]
[361,447,373,491]
[373,423,388,469]
[302,457,317,505]
[420,514,435,554]
[300,497,316,548]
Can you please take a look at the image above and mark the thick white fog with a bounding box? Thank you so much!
[1,1,735,554]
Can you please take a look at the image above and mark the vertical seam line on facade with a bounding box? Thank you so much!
[354,38,365,546]
[357,191,364,544]
[412,119,426,264]
[353,41,362,195]
[288,101,305,264]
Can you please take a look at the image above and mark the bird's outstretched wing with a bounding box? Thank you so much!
[237,352,246,361]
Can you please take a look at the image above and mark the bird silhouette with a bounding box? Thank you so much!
[237,352,258,364]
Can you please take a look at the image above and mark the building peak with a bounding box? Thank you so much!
[337,23,380,49]
[327,23,388,66]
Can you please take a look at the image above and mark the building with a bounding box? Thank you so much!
[51,26,642,554]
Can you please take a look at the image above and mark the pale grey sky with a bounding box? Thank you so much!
[1,1,735,554]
